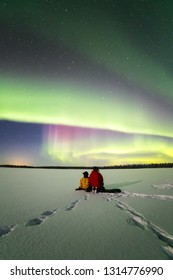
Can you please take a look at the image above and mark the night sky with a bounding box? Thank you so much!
[1,0,173,166]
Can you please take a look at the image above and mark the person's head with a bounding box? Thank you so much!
[93,166,99,172]
[83,171,89,178]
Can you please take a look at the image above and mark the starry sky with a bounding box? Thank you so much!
[1,0,173,166]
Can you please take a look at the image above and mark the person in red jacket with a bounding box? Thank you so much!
[89,167,105,193]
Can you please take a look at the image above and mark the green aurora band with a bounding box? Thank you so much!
[1,76,173,165]
[1,76,173,138]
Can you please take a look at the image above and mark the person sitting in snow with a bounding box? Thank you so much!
[75,171,90,191]
[89,166,105,193]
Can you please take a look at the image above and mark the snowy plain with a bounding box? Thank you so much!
[0,167,173,260]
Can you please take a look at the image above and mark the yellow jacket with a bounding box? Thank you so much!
[80,177,89,190]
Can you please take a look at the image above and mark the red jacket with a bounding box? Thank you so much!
[89,170,104,189]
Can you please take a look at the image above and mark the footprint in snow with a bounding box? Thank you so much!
[0,225,17,238]
[116,200,173,259]
[25,209,57,226]
[66,200,79,211]
[84,194,90,200]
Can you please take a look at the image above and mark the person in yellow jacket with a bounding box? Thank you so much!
[75,171,89,191]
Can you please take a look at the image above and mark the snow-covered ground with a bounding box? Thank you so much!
[0,168,173,260]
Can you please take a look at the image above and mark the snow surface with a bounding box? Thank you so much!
[0,168,173,260]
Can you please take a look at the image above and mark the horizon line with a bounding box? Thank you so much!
[0,163,173,170]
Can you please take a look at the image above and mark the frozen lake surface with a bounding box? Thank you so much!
[0,168,173,260]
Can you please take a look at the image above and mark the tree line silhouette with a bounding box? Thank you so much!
[0,163,173,169]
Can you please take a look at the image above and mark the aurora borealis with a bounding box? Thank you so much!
[1,0,173,166]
